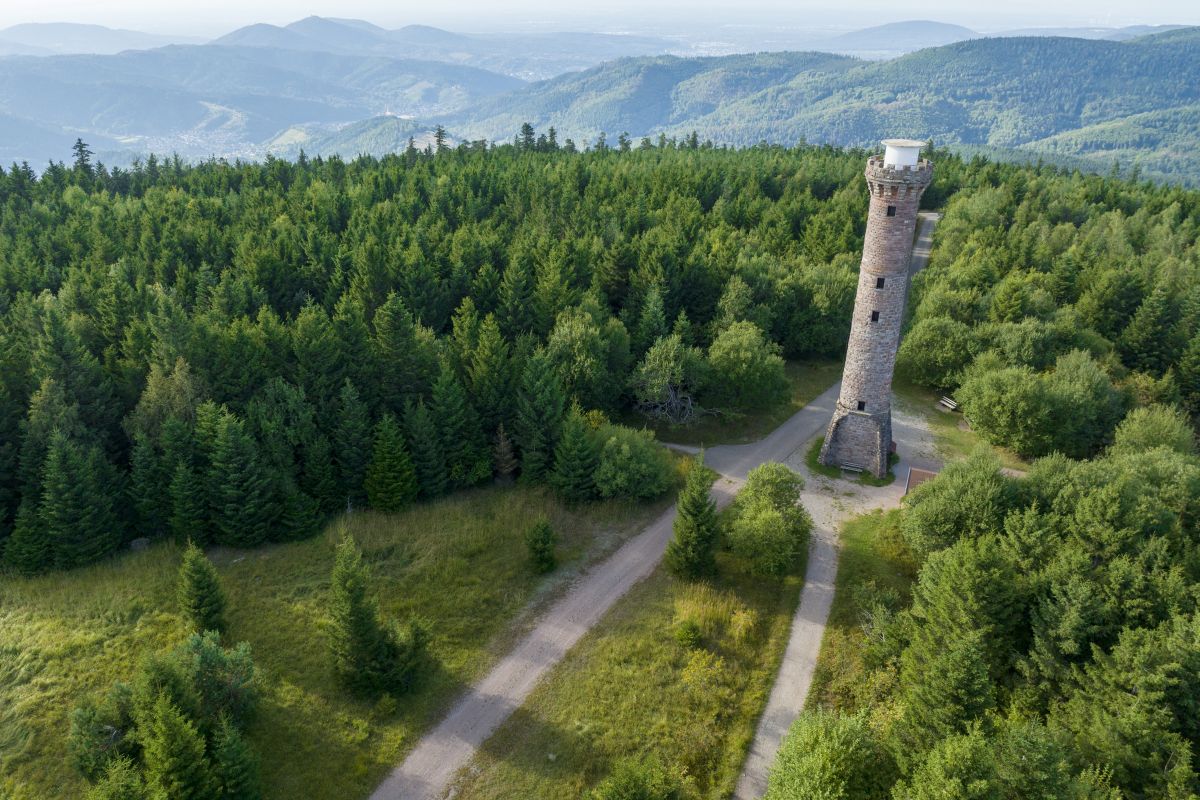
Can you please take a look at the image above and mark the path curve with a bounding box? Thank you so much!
[732,210,942,799]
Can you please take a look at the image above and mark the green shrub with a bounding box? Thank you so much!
[524,518,558,574]
[765,709,895,800]
[727,462,811,576]
[594,425,673,500]
[1110,404,1197,457]
[703,321,788,410]
[591,755,681,800]
[673,619,702,649]
[177,541,226,634]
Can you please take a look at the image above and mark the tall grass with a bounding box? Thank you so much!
[0,484,670,800]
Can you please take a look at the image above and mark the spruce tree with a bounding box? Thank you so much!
[372,293,433,413]
[404,399,448,498]
[468,315,513,433]
[141,695,214,800]
[633,285,669,357]
[515,350,566,483]
[301,433,341,515]
[40,432,123,570]
[129,434,167,537]
[207,412,275,548]
[5,501,52,574]
[431,362,489,489]
[1120,286,1179,376]
[333,380,371,508]
[86,757,149,800]
[499,258,535,338]
[212,716,261,800]
[177,541,226,634]
[665,458,718,579]
[328,535,427,694]
[365,415,418,513]
[277,481,320,541]
[1179,333,1200,418]
[168,462,206,544]
[492,423,518,484]
[524,518,557,573]
[550,406,599,503]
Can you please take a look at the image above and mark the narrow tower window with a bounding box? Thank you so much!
[870,310,880,322]
[886,205,897,217]
[856,401,866,411]
[876,277,885,289]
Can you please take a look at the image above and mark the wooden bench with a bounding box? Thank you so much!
[841,463,865,474]
[939,396,959,411]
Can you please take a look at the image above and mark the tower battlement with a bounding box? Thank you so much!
[819,139,933,478]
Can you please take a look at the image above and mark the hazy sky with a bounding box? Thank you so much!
[0,0,1196,37]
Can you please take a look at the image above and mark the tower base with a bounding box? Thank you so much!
[818,404,891,478]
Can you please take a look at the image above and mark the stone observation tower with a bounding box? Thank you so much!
[819,139,933,478]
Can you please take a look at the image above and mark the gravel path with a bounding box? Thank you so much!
[372,213,943,800]
[732,210,942,799]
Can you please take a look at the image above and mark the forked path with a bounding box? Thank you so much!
[733,209,941,798]
[372,212,942,800]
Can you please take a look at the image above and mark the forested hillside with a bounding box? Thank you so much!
[765,146,1200,798]
[0,137,876,576]
[446,29,1200,184]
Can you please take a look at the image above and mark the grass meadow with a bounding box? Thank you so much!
[0,485,673,800]
[450,544,806,799]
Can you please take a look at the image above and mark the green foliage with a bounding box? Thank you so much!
[39,430,124,571]
[85,757,149,800]
[593,425,673,501]
[630,334,706,425]
[1110,404,1197,456]
[550,406,600,503]
[764,709,894,800]
[897,316,978,390]
[328,536,429,695]
[365,414,418,513]
[205,410,276,548]
[665,459,718,580]
[515,350,567,483]
[900,449,1017,561]
[524,518,557,574]
[404,399,449,499]
[177,542,226,634]
[431,362,490,489]
[141,695,214,800]
[590,756,681,800]
[333,380,372,507]
[212,716,262,800]
[726,462,811,577]
[704,321,789,410]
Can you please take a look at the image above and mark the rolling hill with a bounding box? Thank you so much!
[441,29,1200,184]
[0,22,203,54]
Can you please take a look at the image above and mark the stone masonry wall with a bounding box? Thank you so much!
[819,157,931,477]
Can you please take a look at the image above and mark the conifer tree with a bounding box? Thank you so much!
[365,415,418,513]
[277,481,320,541]
[1178,332,1200,418]
[492,423,518,483]
[141,695,214,800]
[333,380,371,508]
[431,362,489,488]
[665,458,718,579]
[515,350,566,482]
[404,399,449,498]
[291,301,343,424]
[177,541,226,634]
[633,285,668,356]
[524,518,557,573]
[206,412,275,548]
[499,259,535,338]
[169,462,206,544]
[86,757,149,800]
[40,431,123,570]
[301,433,341,515]
[328,535,428,694]
[212,716,261,800]
[372,293,434,413]
[468,315,513,433]
[550,406,599,503]
[5,501,51,574]
[1120,285,1179,376]
[129,434,167,537]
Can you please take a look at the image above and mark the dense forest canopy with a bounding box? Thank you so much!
[0,136,883,573]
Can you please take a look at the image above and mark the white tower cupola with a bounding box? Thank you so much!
[881,138,926,168]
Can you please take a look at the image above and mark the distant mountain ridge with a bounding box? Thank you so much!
[0,22,202,54]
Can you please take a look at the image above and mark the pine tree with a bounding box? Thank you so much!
[212,716,261,800]
[550,406,599,503]
[141,695,214,800]
[333,380,371,508]
[86,757,149,800]
[129,434,167,537]
[431,362,489,489]
[5,500,51,574]
[169,462,206,544]
[665,458,718,579]
[468,315,513,433]
[292,301,344,426]
[40,432,123,570]
[1120,286,1179,376]
[524,518,557,573]
[633,285,668,356]
[177,541,226,633]
[404,399,449,498]
[1179,333,1200,418]
[492,424,518,484]
[301,433,341,515]
[515,350,566,483]
[365,415,418,513]
[372,293,433,414]
[206,412,276,548]
[328,536,428,694]
[499,259,535,338]
[277,481,320,541]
